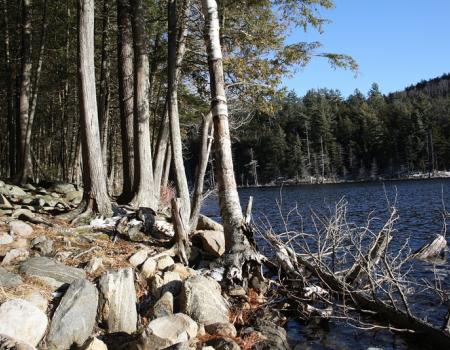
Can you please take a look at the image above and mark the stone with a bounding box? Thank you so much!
[151,271,182,299]
[48,182,76,194]
[141,257,157,279]
[85,256,103,274]
[170,263,196,280]
[0,299,48,346]
[152,291,174,319]
[31,236,53,256]
[0,267,23,287]
[156,255,174,271]
[1,248,29,265]
[23,184,36,191]
[98,268,137,334]
[129,249,149,267]
[205,337,240,350]
[0,194,12,208]
[46,279,98,350]
[80,337,108,350]
[0,334,36,350]
[180,275,229,326]
[195,230,225,257]
[0,234,13,245]
[0,185,27,197]
[23,291,48,312]
[137,207,156,234]
[11,238,29,249]
[197,215,223,232]
[9,220,33,237]
[205,322,237,338]
[252,319,290,350]
[141,313,198,350]
[20,257,86,288]
[65,190,83,203]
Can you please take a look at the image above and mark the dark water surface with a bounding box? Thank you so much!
[203,179,450,350]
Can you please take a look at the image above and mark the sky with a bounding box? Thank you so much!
[283,0,450,97]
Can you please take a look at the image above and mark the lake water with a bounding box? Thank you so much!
[203,179,450,350]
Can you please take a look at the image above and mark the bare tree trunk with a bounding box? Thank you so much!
[161,143,172,189]
[117,0,135,201]
[98,0,110,174]
[153,0,189,203]
[2,0,16,178]
[202,0,260,283]
[168,0,190,223]
[17,0,33,184]
[189,111,213,230]
[67,0,111,219]
[130,0,156,209]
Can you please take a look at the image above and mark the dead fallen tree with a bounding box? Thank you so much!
[410,234,447,260]
[261,199,450,348]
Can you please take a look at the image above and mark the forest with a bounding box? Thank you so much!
[233,75,450,185]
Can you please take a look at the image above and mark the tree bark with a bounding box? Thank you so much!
[98,0,111,175]
[130,0,156,209]
[17,0,33,184]
[73,0,111,218]
[168,0,190,224]
[189,111,213,230]
[202,0,260,283]
[117,0,135,202]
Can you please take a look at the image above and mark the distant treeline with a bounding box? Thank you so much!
[230,74,450,185]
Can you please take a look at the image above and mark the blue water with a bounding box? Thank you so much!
[203,179,450,350]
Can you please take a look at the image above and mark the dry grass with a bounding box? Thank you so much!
[0,275,53,304]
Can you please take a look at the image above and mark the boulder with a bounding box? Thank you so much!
[129,249,149,267]
[31,236,53,256]
[197,215,223,232]
[0,334,36,350]
[0,234,13,245]
[0,185,27,197]
[205,337,240,350]
[180,275,229,325]
[48,182,76,194]
[141,257,157,279]
[152,291,174,319]
[0,299,48,346]
[205,322,237,338]
[65,190,83,203]
[156,255,175,271]
[20,257,86,288]
[46,279,98,350]
[170,263,196,280]
[151,271,182,299]
[0,194,12,208]
[251,319,290,350]
[22,291,48,312]
[141,313,198,350]
[9,220,33,237]
[98,268,137,334]
[195,230,225,257]
[1,248,29,265]
[0,267,23,287]
[80,337,108,350]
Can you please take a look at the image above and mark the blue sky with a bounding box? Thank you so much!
[283,0,450,97]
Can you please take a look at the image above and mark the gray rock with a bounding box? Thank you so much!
[252,319,290,350]
[9,220,33,237]
[22,291,48,312]
[205,322,237,338]
[20,257,86,288]
[0,299,48,346]
[31,236,53,256]
[141,257,157,279]
[0,185,27,197]
[180,275,229,325]
[0,194,12,208]
[0,234,13,245]
[206,337,240,350]
[65,190,83,203]
[48,182,76,194]
[141,313,198,350]
[1,248,29,266]
[129,249,149,267]
[156,255,175,271]
[46,279,98,350]
[197,215,223,232]
[79,337,108,350]
[0,267,23,287]
[151,271,182,299]
[152,291,173,319]
[195,230,225,257]
[0,333,36,350]
[98,268,137,334]
[85,256,103,274]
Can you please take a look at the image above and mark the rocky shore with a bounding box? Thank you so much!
[0,180,289,350]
